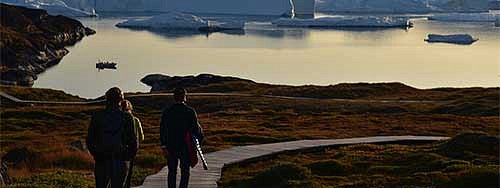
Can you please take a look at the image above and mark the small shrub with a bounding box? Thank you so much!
[306,159,351,176]
[50,151,93,170]
[351,161,373,172]
[437,133,499,159]
[252,163,315,188]
[443,164,469,172]
[367,165,402,175]
[401,152,448,173]
[2,147,39,168]
[442,166,500,188]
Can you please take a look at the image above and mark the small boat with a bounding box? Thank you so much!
[96,60,117,69]
[425,34,478,45]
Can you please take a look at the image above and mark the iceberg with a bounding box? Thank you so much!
[272,16,412,28]
[116,12,244,31]
[1,0,95,17]
[116,12,208,30]
[208,20,245,31]
[496,14,500,27]
[61,0,291,16]
[4,0,495,16]
[316,0,491,13]
[428,13,496,22]
[425,34,478,44]
[162,0,291,16]
[316,0,432,13]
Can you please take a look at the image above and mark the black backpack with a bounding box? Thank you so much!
[93,110,133,157]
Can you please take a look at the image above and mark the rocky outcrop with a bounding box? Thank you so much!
[0,3,95,86]
[141,73,256,92]
[140,73,426,99]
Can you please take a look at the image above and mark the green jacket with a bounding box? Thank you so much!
[132,116,144,146]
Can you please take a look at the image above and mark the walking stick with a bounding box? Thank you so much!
[191,136,208,170]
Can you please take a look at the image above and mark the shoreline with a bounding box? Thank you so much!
[3,72,500,101]
[0,4,95,86]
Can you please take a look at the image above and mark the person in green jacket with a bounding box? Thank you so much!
[121,100,144,188]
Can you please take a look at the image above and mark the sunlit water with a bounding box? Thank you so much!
[33,14,500,98]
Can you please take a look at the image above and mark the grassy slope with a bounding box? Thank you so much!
[219,133,500,188]
[0,84,498,187]
[149,76,499,101]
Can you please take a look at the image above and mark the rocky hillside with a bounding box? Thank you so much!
[0,3,95,86]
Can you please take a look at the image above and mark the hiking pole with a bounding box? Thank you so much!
[192,136,209,170]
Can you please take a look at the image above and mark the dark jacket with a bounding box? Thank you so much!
[160,103,204,152]
[86,107,137,160]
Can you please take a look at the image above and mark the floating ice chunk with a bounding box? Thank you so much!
[116,12,245,32]
[425,34,478,45]
[495,14,500,27]
[272,16,412,28]
[428,13,496,22]
[1,0,95,17]
[116,12,209,30]
[207,20,245,30]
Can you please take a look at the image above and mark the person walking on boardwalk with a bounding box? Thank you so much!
[160,88,204,188]
[121,100,144,188]
[87,87,137,188]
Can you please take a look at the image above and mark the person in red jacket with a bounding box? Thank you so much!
[160,88,204,188]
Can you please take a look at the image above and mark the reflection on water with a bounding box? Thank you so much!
[33,15,500,98]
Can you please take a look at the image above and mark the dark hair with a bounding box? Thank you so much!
[173,88,186,101]
[105,87,123,106]
[173,88,186,97]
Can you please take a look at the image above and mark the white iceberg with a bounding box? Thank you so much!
[60,0,291,16]
[208,20,245,30]
[1,0,96,17]
[428,13,496,22]
[272,16,412,28]
[425,34,478,44]
[316,0,491,13]
[116,12,244,31]
[496,14,500,27]
[116,12,208,30]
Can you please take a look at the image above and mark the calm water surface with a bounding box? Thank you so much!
[34,15,500,98]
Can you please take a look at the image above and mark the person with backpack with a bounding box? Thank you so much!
[87,87,137,188]
[160,88,204,188]
[121,100,144,188]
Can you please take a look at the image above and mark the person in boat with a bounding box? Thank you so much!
[160,88,204,188]
[86,87,137,188]
[121,100,144,188]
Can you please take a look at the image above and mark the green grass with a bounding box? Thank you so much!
[219,133,500,188]
[0,86,498,187]
[5,170,93,188]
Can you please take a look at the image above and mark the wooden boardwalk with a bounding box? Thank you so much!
[138,136,448,188]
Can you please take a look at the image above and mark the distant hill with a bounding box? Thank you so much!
[141,73,499,109]
[0,3,95,86]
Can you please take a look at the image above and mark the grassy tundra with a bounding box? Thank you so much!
[0,82,498,187]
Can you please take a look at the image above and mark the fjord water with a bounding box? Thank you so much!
[33,15,500,98]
